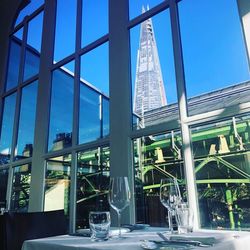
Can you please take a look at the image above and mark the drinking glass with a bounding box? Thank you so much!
[160,177,182,233]
[108,176,131,238]
[89,211,111,241]
[176,202,194,234]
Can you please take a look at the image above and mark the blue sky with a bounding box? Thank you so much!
[16,0,250,102]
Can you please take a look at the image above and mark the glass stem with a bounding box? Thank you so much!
[117,210,121,237]
[168,210,173,233]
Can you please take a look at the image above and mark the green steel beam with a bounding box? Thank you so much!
[143,179,250,190]
[194,156,250,179]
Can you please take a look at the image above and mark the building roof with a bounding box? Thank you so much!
[144,80,250,126]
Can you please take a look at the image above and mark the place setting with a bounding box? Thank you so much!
[140,177,216,249]
[80,176,216,249]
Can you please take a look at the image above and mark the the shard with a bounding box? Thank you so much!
[133,6,167,117]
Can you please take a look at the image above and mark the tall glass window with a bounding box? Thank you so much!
[54,0,77,63]
[133,131,184,225]
[14,0,44,27]
[130,9,177,129]
[79,85,100,144]
[15,82,38,160]
[5,39,22,91]
[44,154,71,214]
[0,93,17,164]
[81,0,108,47]
[76,147,110,229]
[23,12,44,82]
[191,115,250,230]
[10,164,31,212]
[80,43,109,96]
[178,0,250,114]
[48,62,74,151]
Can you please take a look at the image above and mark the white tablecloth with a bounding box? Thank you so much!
[22,229,250,250]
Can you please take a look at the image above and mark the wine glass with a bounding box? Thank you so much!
[160,177,182,233]
[108,176,131,238]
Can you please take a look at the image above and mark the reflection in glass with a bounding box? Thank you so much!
[0,168,8,203]
[23,50,40,82]
[44,155,71,214]
[14,0,44,27]
[130,10,177,129]
[48,63,74,151]
[27,12,44,52]
[10,164,31,212]
[178,0,250,106]
[80,43,109,96]
[0,93,17,165]
[54,0,77,62]
[191,115,250,230]
[15,82,38,160]
[129,0,164,20]
[82,0,108,47]
[102,97,109,138]
[79,85,100,144]
[133,132,184,226]
[76,147,110,229]
[5,39,22,91]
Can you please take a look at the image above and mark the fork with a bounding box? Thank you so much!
[157,232,212,247]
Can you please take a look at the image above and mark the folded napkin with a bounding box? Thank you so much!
[169,235,216,245]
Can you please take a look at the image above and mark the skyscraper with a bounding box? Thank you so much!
[133,6,167,117]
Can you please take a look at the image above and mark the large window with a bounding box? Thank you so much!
[76,147,110,229]
[178,0,250,114]
[0,0,250,232]
[191,115,250,230]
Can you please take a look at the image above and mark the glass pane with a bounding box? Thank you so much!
[23,50,40,82]
[44,154,71,214]
[130,10,177,129]
[178,0,250,115]
[79,85,100,144]
[0,93,17,165]
[102,97,109,138]
[10,164,31,212]
[5,39,22,91]
[27,12,44,52]
[80,42,109,96]
[76,147,110,230]
[133,131,184,226]
[14,28,23,40]
[54,0,77,63]
[15,82,38,160]
[129,0,164,20]
[15,0,44,27]
[48,62,74,151]
[0,168,8,205]
[82,0,108,47]
[191,115,250,230]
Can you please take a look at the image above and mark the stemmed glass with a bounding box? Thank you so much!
[108,176,131,238]
[160,177,182,233]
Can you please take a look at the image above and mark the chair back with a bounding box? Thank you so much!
[4,209,68,250]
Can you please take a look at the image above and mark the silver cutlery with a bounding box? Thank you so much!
[157,232,212,247]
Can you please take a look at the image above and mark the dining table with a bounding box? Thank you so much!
[21,227,250,250]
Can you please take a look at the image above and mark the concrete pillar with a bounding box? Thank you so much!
[237,0,250,68]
